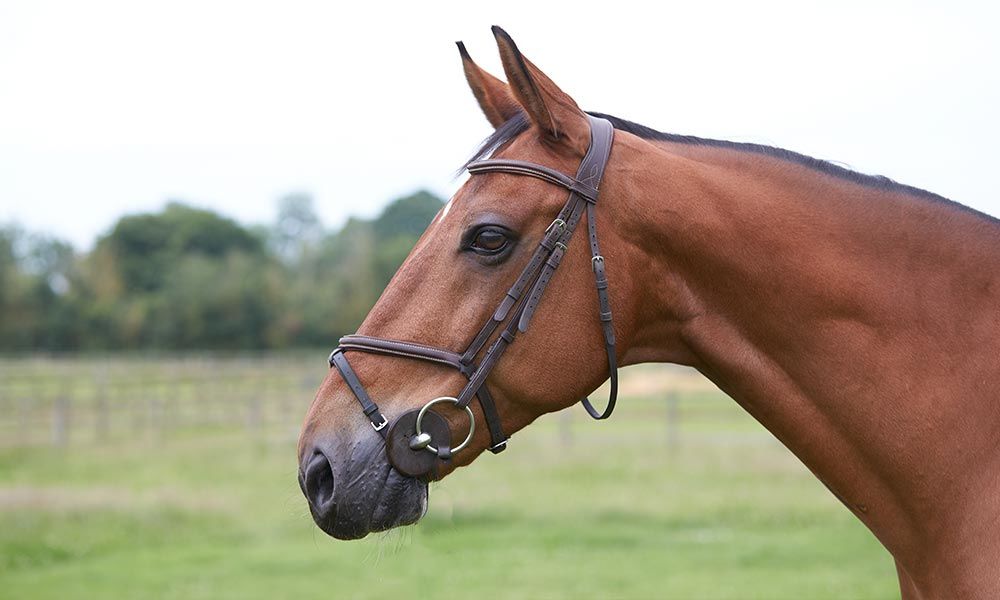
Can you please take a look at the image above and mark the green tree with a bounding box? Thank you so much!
[272,193,323,264]
[372,190,443,239]
[370,190,444,288]
[99,202,262,293]
[158,253,280,349]
[0,226,83,350]
[0,189,444,351]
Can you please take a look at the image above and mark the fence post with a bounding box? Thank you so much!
[294,374,313,437]
[95,366,109,442]
[169,368,183,432]
[666,390,679,452]
[52,394,70,447]
[159,379,172,436]
[146,381,161,441]
[559,409,573,447]
[246,381,263,435]
[130,379,143,434]
[18,395,31,446]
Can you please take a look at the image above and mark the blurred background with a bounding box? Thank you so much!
[2,1,998,598]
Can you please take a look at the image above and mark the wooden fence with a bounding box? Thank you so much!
[0,355,323,448]
[0,356,731,449]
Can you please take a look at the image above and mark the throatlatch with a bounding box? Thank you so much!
[327,115,619,480]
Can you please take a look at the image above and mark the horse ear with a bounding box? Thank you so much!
[457,41,520,129]
[491,26,589,151]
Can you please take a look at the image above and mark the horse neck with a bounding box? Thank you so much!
[608,133,1000,586]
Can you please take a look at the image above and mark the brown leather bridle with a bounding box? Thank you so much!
[327,115,619,480]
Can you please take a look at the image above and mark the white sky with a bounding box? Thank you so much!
[1,0,997,250]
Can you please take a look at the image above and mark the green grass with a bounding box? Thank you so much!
[0,362,898,599]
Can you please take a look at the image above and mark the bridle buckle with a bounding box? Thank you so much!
[546,218,566,235]
[591,255,605,271]
[371,414,388,432]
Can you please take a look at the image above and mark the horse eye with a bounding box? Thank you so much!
[471,228,509,254]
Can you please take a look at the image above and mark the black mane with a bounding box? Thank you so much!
[464,111,959,207]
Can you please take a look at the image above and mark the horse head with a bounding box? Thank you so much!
[296,27,647,539]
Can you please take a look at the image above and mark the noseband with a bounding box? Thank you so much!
[327,115,619,480]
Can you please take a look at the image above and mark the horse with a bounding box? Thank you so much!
[297,27,1000,598]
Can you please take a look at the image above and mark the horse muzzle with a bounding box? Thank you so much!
[298,428,429,540]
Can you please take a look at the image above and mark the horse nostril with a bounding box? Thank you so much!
[302,450,336,517]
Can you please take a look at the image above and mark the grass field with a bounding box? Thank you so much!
[0,359,899,599]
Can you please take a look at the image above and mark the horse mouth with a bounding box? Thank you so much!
[300,451,429,540]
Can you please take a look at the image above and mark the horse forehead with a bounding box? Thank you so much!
[428,180,498,230]
[449,172,571,222]
[431,136,578,229]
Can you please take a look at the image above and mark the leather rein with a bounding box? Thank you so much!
[327,115,619,480]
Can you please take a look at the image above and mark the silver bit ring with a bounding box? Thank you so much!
[414,396,475,455]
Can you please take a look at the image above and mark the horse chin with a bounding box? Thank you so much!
[306,439,429,540]
[368,468,429,534]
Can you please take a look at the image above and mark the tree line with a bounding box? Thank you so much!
[0,191,443,351]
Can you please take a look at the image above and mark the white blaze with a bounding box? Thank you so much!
[440,197,455,220]
[431,196,456,229]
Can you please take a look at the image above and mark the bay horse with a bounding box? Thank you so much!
[298,27,1000,598]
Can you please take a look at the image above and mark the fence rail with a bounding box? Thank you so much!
[0,355,324,448]
[0,356,739,449]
